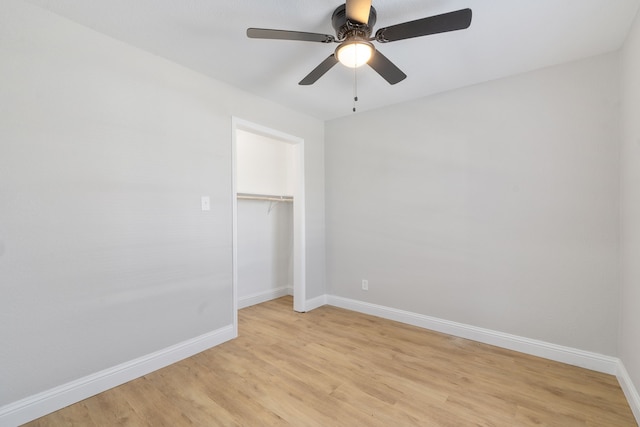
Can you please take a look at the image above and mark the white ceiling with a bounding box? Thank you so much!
[24,0,640,120]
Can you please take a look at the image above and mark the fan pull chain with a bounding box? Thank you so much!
[353,66,358,112]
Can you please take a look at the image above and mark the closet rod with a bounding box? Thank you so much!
[237,193,293,202]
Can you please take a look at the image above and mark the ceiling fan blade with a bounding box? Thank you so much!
[367,50,407,85]
[375,8,472,43]
[247,28,335,43]
[299,54,339,85]
[346,0,372,24]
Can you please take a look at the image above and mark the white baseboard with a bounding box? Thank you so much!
[326,295,619,375]
[305,294,327,312]
[0,324,236,427]
[617,361,640,424]
[238,287,325,312]
[238,286,292,309]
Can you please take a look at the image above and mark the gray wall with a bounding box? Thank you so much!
[0,0,324,405]
[621,8,640,401]
[325,53,620,355]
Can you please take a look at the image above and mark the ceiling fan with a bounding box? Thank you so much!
[247,0,472,86]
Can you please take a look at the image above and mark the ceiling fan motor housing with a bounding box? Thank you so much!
[331,4,377,40]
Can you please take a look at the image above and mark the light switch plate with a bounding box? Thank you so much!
[201,196,210,211]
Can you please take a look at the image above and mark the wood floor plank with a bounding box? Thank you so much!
[23,296,637,426]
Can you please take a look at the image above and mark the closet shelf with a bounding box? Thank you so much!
[237,193,293,202]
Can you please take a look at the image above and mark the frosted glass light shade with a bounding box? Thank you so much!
[336,41,374,68]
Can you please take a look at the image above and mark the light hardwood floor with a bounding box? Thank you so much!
[26,296,637,426]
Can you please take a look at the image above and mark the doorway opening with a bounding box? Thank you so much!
[232,118,306,332]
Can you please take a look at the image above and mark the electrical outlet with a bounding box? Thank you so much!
[362,279,368,291]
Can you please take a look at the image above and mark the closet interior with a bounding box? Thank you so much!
[236,129,294,309]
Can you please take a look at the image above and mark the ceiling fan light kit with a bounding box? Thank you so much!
[336,39,374,68]
[247,0,472,86]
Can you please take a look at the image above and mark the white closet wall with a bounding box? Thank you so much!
[237,129,294,196]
